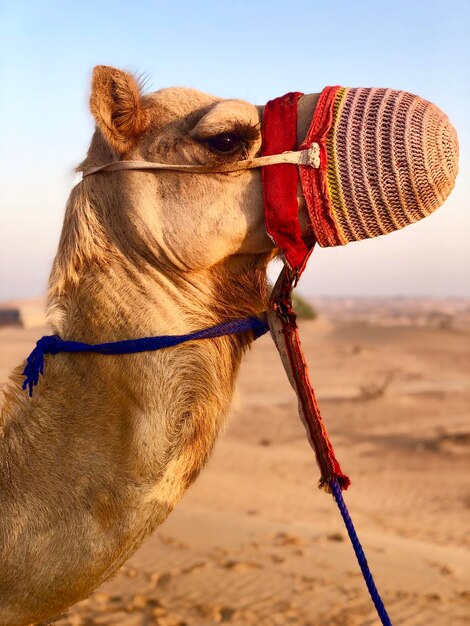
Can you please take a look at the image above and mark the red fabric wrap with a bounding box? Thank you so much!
[299,86,343,247]
[262,92,311,272]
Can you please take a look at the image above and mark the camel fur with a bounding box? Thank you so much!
[0,66,315,625]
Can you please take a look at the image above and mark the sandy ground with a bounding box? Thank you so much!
[1,313,469,626]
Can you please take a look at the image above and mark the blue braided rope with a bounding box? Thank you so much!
[330,480,393,625]
[22,314,269,397]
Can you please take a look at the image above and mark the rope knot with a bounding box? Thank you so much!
[22,335,64,397]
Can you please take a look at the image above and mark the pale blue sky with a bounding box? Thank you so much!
[0,0,469,300]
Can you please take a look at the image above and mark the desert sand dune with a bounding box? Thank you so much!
[1,311,469,625]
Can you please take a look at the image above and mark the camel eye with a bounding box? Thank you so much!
[206,134,241,155]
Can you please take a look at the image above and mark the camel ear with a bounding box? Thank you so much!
[90,65,148,154]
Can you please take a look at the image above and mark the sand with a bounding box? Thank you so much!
[0,309,469,625]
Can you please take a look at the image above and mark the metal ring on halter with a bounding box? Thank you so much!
[81,144,320,177]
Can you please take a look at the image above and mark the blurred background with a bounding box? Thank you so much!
[0,1,469,625]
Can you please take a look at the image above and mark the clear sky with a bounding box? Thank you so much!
[0,0,468,300]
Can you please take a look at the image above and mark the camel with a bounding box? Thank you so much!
[0,66,316,625]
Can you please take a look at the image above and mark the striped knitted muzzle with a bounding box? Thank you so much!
[262,87,459,272]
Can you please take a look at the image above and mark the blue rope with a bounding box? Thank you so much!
[22,315,269,397]
[330,480,393,625]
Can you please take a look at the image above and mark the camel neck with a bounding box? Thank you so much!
[2,257,269,479]
[0,262,268,626]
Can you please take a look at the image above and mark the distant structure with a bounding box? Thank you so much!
[0,309,21,327]
[0,298,47,328]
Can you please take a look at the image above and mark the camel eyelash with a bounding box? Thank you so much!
[229,122,261,142]
[193,122,261,144]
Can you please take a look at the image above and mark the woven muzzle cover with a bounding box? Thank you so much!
[262,86,459,268]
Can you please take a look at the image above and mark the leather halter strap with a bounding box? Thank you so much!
[81,145,320,177]
[268,266,350,491]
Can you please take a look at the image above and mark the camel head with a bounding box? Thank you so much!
[51,66,459,337]
[77,67,459,289]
